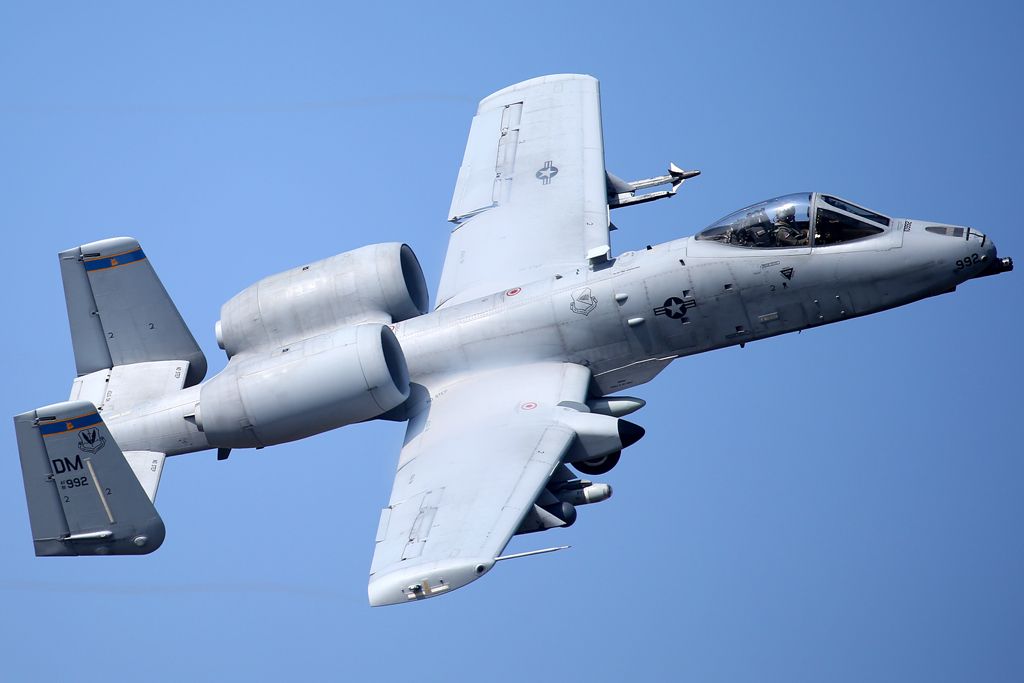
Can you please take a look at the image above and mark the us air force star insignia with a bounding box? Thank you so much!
[77,428,106,454]
[654,296,686,319]
[569,287,597,315]
[653,296,697,322]
[536,160,558,185]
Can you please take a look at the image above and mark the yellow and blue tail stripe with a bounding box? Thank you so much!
[83,248,146,272]
[38,411,103,436]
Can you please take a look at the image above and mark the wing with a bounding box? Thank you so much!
[436,74,610,308]
[368,362,592,606]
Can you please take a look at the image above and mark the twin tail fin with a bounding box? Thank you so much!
[14,401,165,556]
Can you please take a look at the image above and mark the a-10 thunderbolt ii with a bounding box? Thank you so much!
[14,74,1013,606]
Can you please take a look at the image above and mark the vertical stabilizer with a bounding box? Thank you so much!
[59,237,207,386]
[14,400,165,556]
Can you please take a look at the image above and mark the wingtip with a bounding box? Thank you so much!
[368,558,495,607]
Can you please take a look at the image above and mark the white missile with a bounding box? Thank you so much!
[555,483,612,506]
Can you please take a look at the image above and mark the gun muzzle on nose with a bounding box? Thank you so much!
[975,256,1014,279]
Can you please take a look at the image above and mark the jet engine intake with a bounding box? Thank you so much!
[216,243,428,357]
[196,324,409,448]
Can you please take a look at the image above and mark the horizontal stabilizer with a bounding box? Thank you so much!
[123,451,166,503]
[14,400,165,556]
[69,360,192,415]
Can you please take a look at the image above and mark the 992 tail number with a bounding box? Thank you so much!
[955,253,981,271]
[59,476,89,490]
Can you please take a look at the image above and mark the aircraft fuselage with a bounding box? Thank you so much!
[392,217,998,394]
[101,215,1004,458]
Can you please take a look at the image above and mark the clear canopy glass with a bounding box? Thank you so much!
[697,193,812,248]
[696,193,889,248]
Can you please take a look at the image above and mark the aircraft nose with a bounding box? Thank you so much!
[955,228,1013,280]
[982,235,997,262]
[975,236,1013,279]
[917,223,1011,283]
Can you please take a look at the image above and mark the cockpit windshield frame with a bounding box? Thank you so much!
[695,192,891,249]
[820,195,890,227]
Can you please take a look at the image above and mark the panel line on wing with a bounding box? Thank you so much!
[492,102,523,206]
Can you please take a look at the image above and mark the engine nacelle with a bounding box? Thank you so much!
[196,324,409,448]
[216,243,428,357]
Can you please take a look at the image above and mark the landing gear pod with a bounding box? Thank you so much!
[572,452,621,476]
[515,502,577,534]
[558,408,646,475]
[13,400,165,556]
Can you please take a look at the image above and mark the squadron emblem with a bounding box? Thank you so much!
[569,287,597,316]
[77,428,106,454]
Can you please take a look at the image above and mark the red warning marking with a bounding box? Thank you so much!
[521,401,537,410]
[505,287,521,297]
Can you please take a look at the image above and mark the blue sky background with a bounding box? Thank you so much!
[1,2,1021,680]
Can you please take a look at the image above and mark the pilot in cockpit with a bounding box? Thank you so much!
[772,204,807,247]
[732,208,773,246]
[697,193,814,248]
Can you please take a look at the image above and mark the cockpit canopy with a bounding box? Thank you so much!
[697,193,890,248]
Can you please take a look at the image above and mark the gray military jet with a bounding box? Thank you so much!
[14,74,1013,606]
